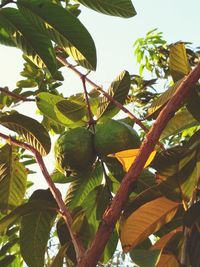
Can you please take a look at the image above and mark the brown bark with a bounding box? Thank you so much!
[77,64,200,267]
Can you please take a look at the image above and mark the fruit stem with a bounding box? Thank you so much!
[57,56,165,151]
[80,74,96,132]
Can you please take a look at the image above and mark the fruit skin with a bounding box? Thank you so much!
[94,119,140,158]
[54,127,96,174]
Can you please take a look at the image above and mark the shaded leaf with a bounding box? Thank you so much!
[56,99,86,122]
[0,112,51,156]
[75,0,137,18]
[0,200,57,234]
[147,80,182,118]
[169,43,190,82]
[18,0,97,70]
[0,144,27,213]
[188,224,200,267]
[65,163,103,209]
[0,255,16,267]
[97,71,130,119]
[130,249,161,267]
[120,197,180,252]
[160,109,199,140]
[186,85,200,122]
[183,201,200,228]
[101,230,118,263]
[51,244,67,267]
[20,190,57,267]
[109,149,156,172]
[0,8,57,75]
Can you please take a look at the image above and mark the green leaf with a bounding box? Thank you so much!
[0,200,57,234]
[130,249,161,267]
[56,99,86,122]
[65,163,103,209]
[17,0,97,70]
[16,79,38,88]
[102,230,118,263]
[0,26,16,47]
[0,8,57,75]
[0,112,51,156]
[147,80,183,118]
[169,42,190,82]
[186,85,200,122]
[0,144,27,213]
[20,190,57,267]
[97,70,130,119]
[0,255,16,267]
[160,109,199,140]
[75,0,137,18]
[36,92,86,127]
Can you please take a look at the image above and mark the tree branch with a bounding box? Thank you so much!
[0,132,85,260]
[0,87,35,102]
[77,63,200,266]
[57,56,165,151]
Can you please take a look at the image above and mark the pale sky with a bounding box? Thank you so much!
[0,0,199,189]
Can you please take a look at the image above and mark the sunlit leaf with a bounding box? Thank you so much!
[0,255,16,267]
[0,144,27,214]
[0,112,51,156]
[169,42,190,82]
[109,149,157,172]
[0,8,57,75]
[120,197,180,252]
[18,0,97,70]
[97,71,130,119]
[75,0,137,18]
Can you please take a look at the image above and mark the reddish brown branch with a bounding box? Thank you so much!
[77,63,200,266]
[0,132,84,259]
[0,87,35,102]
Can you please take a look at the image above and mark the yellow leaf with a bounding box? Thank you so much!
[120,197,180,253]
[109,149,157,172]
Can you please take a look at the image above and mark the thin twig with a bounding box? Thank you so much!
[57,56,165,151]
[0,87,35,102]
[0,132,85,260]
[77,63,200,267]
[81,75,95,131]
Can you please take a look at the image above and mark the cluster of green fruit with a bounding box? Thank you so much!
[54,119,140,175]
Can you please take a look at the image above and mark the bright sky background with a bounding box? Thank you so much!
[0,0,199,189]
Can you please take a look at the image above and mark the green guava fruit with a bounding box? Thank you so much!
[94,119,140,158]
[54,127,96,174]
